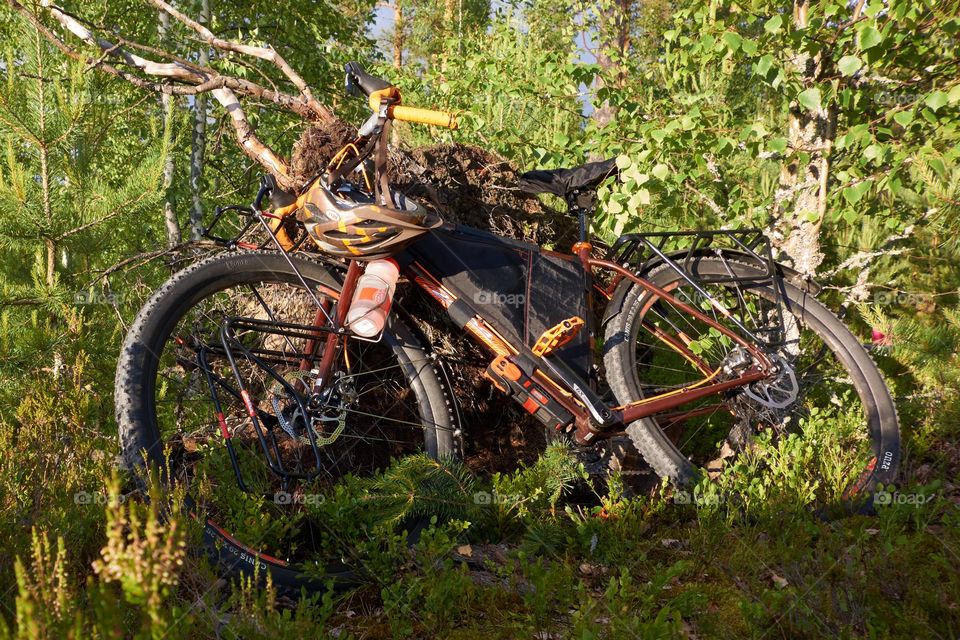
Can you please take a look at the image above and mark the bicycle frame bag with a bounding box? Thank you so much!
[405,225,591,379]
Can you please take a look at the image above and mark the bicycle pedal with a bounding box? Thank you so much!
[532,316,585,357]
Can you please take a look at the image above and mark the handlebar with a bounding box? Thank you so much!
[344,61,457,130]
[390,105,456,129]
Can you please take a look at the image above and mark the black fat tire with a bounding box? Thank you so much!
[603,257,900,495]
[115,250,458,593]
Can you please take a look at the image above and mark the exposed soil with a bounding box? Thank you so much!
[289,119,578,247]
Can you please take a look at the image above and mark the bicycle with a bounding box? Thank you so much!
[115,62,900,593]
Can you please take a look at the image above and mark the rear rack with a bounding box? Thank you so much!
[611,228,788,349]
[612,228,775,284]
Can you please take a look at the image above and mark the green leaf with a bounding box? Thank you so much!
[893,110,914,127]
[837,55,863,76]
[740,39,758,55]
[615,155,632,170]
[722,32,742,52]
[798,87,822,112]
[768,137,788,153]
[925,91,948,112]
[949,84,960,105]
[607,194,624,214]
[863,144,884,161]
[859,25,882,50]
[652,163,669,180]
[765,14,783,34]
[842,180,872,205]
[755,54,774,77]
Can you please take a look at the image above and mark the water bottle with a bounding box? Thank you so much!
[346,259,400,337]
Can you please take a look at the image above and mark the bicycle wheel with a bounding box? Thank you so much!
[115,250,459,593]
[603,256,899,504]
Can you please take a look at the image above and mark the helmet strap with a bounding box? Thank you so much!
[375,118,396,209]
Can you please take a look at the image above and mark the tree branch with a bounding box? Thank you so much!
[22,1,303,189]
[146,0,333,122]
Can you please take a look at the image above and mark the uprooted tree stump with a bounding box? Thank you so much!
[292,119,580,472]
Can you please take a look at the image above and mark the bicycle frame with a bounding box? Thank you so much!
[262,210,779,446]
[206,143,783,452]
[398,243,774,445]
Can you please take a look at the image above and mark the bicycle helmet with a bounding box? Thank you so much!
[298,180,441,259]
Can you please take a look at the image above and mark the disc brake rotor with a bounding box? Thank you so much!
[269,371,347,447]
[743,353,799,409]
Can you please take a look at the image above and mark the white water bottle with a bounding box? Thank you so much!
[346,259,400,337]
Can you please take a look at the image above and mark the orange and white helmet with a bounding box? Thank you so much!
[298,182,441,259]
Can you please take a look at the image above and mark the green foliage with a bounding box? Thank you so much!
[490,441,588,522]
[390,6,586,167]
[0,0,959,637]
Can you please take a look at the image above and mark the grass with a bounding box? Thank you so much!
[1,318,959,639]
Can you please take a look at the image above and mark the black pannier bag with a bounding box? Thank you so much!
[405,225,591,380]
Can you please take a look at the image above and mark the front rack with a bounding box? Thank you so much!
[201,202,312,253]
[197,314,347,492]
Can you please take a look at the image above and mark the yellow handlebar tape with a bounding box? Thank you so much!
[368,87,457,129]
[389,105,457,129]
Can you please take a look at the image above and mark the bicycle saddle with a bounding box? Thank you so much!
[518,157,618,206]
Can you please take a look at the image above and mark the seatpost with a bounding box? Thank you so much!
[566,189,599,390]
[568,190,589,244]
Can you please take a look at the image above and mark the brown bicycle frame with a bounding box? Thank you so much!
[282,130,775,438]
[267,234,773,441]
[389,247,776,440]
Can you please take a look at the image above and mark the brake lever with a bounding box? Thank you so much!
[344,62,361,97]
[252,175,273,212]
